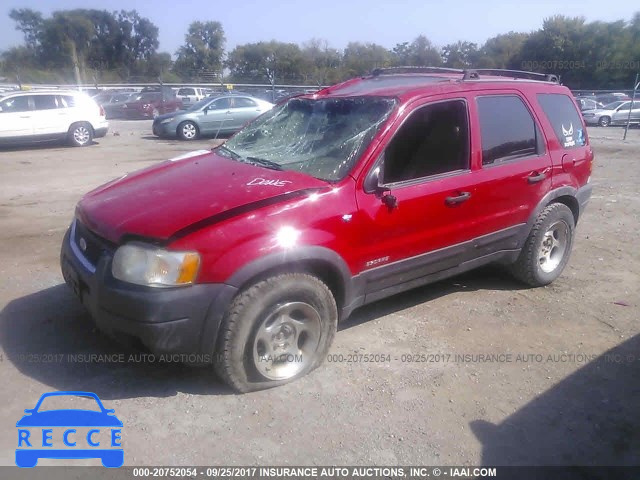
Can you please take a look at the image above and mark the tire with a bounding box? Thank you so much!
[68,122,93,147]
[598,116,611,127]
[509,203,575,287]
[177,121,199,141]
[214,273,338,393]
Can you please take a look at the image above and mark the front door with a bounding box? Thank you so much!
[354,97,485,295]
[0,95,34,139]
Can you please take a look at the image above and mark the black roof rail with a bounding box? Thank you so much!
[371,66,465,76]
[368,66,560,83]
[465,69,560,83]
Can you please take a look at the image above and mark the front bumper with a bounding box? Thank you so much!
[60,220,237,358]
[152,121,177,137]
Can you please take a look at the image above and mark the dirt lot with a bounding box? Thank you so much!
[0,121,638,467]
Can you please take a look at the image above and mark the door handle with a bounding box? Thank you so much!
[445,191,471,205]
[527,172,546,184]
[19,115,31,118]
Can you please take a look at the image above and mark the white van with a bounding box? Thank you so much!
[0,91,108,147]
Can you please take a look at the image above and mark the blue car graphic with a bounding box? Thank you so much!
[16,391,123,468]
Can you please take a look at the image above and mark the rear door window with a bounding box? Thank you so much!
[234,97,258,108]
[476,95,539,165]
[537,93,586,148]
[34,95,59,110]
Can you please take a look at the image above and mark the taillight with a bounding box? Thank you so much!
[99,105,105,117]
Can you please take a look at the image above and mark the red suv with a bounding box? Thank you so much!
[60,68,593,392]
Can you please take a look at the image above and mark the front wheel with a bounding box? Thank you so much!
[214,274,337,392]
[598,116,611,127]
[68,122,93,147]
[509,203,575,286]
[178,121,199,141]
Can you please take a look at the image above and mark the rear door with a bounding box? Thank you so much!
[32,94,66,136]
[0,95,34,139]
[466,92,552,238]
[200,97,233,133]
[230,97,262,129]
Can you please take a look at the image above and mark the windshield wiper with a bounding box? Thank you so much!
[246,156,283,171]
[214,145,241,160]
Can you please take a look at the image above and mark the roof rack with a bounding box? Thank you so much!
[371,66,465,76]
[370,66,559,84]
[464,69,560,83]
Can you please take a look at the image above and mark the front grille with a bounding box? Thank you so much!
[72,220,116,268]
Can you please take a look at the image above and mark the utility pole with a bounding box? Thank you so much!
[623,73,639,141]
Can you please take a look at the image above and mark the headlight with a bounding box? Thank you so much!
[112,242,200,287]
[160,117,174,124]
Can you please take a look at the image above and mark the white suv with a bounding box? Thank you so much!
[0,91,108,147]
[176,87,206,109]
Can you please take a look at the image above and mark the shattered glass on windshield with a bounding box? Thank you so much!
[222,96,397,181]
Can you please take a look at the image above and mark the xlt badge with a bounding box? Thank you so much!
[366,256,390,268]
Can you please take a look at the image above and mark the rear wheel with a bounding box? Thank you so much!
[178,121,199,141]
[214,273,337,392]
[68,122,93,147]
[598,116,611,127]
[509,203,575,286]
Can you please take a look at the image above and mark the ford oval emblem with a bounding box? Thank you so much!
[79,237,87,252]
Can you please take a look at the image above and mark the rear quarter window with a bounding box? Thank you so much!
[537,94,586,149]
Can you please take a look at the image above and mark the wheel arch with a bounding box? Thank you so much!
[68,121,95,135]
[225,247,353,319]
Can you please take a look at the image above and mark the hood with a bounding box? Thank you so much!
[77,150,328,243]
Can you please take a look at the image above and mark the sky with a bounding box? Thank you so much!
[1,0,637,55]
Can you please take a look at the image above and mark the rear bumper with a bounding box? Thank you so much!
[94,126,108,138]
[60,222,237,358]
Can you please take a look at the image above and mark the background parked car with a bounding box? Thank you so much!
[93,92,138,119]
[0,90,108,146]
[177,87,206,109]
[123,90,182,119]
[152,94,274,140]
[575,97,604,112]
[595,92,630,106]
[582,100,640,127]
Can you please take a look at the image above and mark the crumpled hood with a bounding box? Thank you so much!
[77,150,328,243]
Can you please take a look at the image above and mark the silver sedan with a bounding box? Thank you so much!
[582,100,640,127]
[152,95,274,140]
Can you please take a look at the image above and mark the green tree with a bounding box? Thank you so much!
[301,38,342,85]
[174,21,225,81]
[9,8,44,49]
[391,35,442,67]
[442,41,480,68]
[343,42,391,76]
[226,41,305,84]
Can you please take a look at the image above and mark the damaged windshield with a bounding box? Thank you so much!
[221,96,397,181]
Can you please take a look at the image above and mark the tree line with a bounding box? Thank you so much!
[1,8,639,89]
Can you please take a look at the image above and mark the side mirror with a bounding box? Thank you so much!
[363,164,398,209]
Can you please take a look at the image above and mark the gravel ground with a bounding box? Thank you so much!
[0,121,638,467]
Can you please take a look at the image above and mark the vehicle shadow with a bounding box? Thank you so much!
[340,266,527,331]
[0,140,99,152]
[0,284,233,399]
[470,333,640,471]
